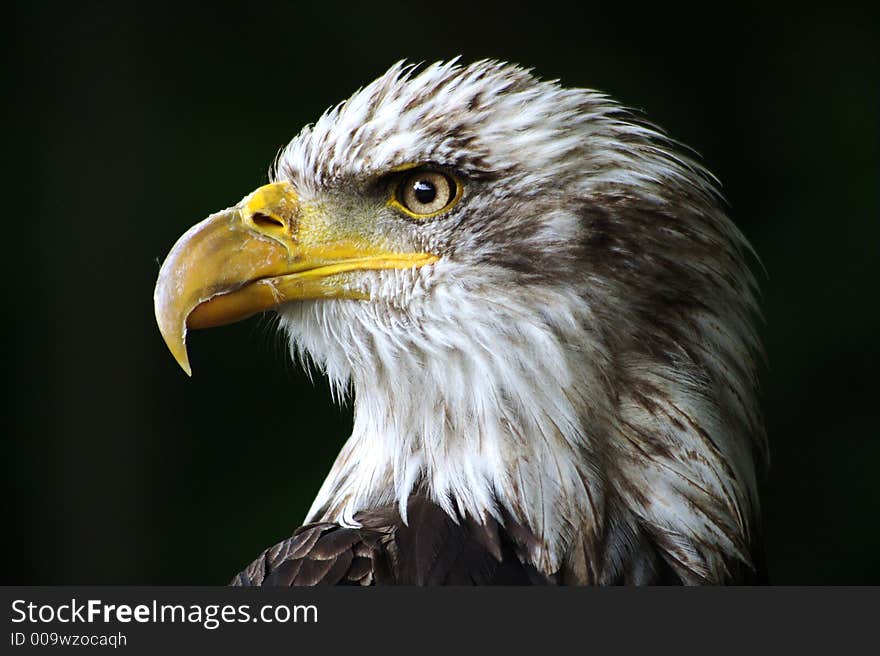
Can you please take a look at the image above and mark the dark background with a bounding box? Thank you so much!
[5,2,877,584]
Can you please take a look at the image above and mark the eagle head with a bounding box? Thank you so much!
[155,60,766,584]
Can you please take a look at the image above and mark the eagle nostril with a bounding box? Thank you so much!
[251,212,285,230]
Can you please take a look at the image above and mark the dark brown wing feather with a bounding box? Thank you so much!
[231,522,394,586]
[231,495,549,586]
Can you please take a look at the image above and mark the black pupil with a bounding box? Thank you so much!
[413,179,437,204]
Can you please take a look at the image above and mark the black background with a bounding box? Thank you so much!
[5,1,878,584]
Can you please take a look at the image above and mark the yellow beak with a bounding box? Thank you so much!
[154,182,438,375]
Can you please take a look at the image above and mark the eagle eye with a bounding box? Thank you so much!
[392,169,461,218]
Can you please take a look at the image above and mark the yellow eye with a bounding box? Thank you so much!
[392,170,461,218]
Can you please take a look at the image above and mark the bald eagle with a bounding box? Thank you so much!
[155,60,767,585]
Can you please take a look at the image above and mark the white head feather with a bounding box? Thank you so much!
[273,60,765,582]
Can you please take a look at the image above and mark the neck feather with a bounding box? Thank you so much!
[288,282,602,573]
